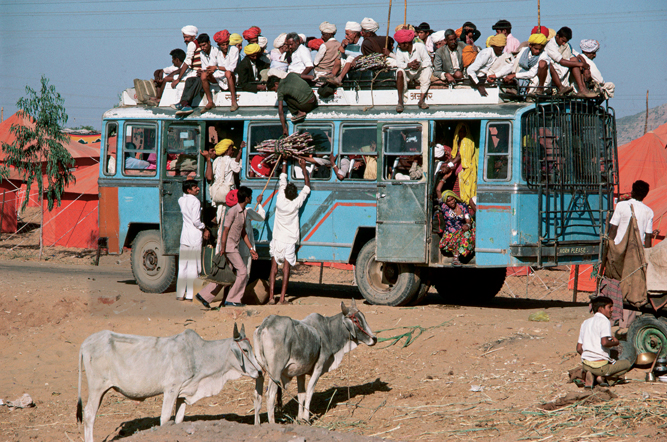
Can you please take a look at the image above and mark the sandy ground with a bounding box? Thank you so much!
[1,246,667,442]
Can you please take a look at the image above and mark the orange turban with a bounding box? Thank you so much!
[243,26,261,41]
[462,45,478,68]
[307,38,324,51]
[213,30,230,45]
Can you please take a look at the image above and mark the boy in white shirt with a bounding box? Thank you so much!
[176,180,209,301]
[577,296,632,387]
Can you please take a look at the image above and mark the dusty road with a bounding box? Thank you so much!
[1,257,666,442]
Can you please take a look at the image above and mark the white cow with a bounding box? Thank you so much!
[253,299,377,424]
[77,324,259,442]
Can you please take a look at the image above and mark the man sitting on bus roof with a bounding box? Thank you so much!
[286,32,314,78]
[268,70,318,135]
[545,27,597,98]
[154,48,186,100]
[394,29,432,113]
[212,30,240,111]
[312,22,342,85]
[360,17,394,56]
[331,21,364,85]
[237,43,270,93]
[433,29,466,86]
[578,39,615,99]
[196,33,219,113]
[173,25,200,89]
[492,33,551,97]
[466,33,506,97]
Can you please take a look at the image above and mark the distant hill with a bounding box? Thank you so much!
[616,103,667,146]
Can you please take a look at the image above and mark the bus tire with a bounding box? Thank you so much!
[626,314,667,361]
[433,267,505,303]
[355,239,420,306]
[409,269,432,306]
[131,230,177,293]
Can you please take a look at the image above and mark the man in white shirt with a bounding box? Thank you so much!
[286,32,314,77]
[394,29,432,112]
[545,27,596,98]
[154,48,186,101]
[577,296,632,387]
[332,21,365,85]
[467,33,506,96]
[489,33,550,96]
[196,34,220,112]
[176,180,209,301]
[268,159,311,305]
[610,180,654,248]
[578,39,615,99]
[212,29,240,111]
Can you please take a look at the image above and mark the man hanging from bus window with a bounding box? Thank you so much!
[577,296,632,387]
[268,73,318,135]
[466,33,506,97]
[176,180,209,302]
[219,186,258,307]
[268,159,311,305]
[286,32,314,78]
[237,44,270,93]
[578,39,615,99]
[212,30,240,111]
[433,30,466,86]
[609,180,654,248]
[154,49,186,100]
[545,27,597,98]
[394,29,432,112]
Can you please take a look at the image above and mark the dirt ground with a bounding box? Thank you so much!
[1,245,667,442]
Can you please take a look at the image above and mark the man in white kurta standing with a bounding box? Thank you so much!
[176,180,209,301]
[268,159,311,305]
[609,180,654,248]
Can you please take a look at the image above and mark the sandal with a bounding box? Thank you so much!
[419,102,429,110]
[396,104,404,113]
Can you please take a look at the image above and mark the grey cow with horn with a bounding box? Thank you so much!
[77,324,260,442]
[253,299,377,424]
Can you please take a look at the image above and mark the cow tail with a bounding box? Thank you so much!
[76,349,83,423]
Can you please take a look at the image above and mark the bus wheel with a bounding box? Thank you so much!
[626,315,667,362]
[433,267,506,303]
[409,269,432,306]
[131,230,177,293]
[355,239,420,306]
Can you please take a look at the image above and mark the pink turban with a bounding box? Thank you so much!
[531,26,549,38]
[213,30,230,45]
[307,38,324,51]
[394,29,415,44]
[243,26,261,41]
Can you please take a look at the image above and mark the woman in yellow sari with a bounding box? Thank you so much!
[449,123,478,203]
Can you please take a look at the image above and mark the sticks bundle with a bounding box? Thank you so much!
[255,132,315,163]
[354,53,390,71]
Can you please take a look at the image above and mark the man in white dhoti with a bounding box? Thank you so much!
[176,180,209,301]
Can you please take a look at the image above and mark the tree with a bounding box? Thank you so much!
[1,76,75,259]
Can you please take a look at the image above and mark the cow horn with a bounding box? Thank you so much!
[233,323,240,340]
[340,301,349,316]
[240,324,246,338]
[350,298,357,309]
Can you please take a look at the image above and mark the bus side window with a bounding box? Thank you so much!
[247,123,283,179]
[339,123,377,180]
[122,123,157,177]
[103,122,118,176]
[383,126,423,181]
[166,126,199,178]
[485,122,511,181]
[292,123,333,181]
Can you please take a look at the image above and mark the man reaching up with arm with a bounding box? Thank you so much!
[268,159,311,305]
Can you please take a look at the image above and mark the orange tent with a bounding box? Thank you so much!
[617,127,667,194]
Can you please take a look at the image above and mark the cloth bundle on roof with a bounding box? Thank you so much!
[214,30,230,44]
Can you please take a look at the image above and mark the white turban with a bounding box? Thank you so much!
[181,25,198,36]
[273,33,287,48]
[319,21,337,34]
[258,36,268,49]
[579,39,600,53]
[434,144,445,159]
[361,17,379,33]
[267,68,288,79]
[298,33,306,44]
[431,30,445,43]
[345,21,362,32]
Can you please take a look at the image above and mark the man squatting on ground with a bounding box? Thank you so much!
[609,180,654,249]
[176,180,209,301]
[220,186,259,307]
[577,296,632,388]
[268,159,311,305]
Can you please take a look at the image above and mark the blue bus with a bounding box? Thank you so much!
[98,88,617,306]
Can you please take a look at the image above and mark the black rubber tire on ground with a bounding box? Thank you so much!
[131,230,177,293]
[433,267,506,304]
[626,314,667,361]
[355,238,421,306]
[409,269,432,306]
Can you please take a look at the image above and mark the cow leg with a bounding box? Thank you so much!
[160,389,178,425]
[303,367,324,422]
[174,397,187,424]
[254,374,264,425]
[83,386,108,442]
[266,379,279,424]
[296,375,307,421]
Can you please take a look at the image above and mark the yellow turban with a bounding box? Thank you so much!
[485,36,492,48]
[488,34,507,47]
[229,33,243,45]
[244,43,261,55]
[528,33,547,45]
[215,139,234,155]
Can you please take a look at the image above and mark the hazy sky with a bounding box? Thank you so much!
[1,0,666,130]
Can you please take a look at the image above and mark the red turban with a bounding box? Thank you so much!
[243,26,261,41]
[307,38,324,51]
[226,189,238,207]
[394,29,415,44]
[531,26,549,37]
[214,30,230,45]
